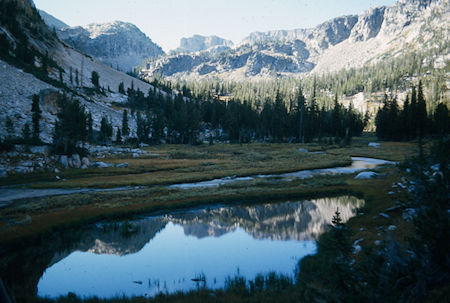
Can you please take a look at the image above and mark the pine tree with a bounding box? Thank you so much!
[53,95,88,154]
[115,127,122,144]
[99,116,113,144]
[122,110,129,137]
[409,86,417,139]
[91,71,100,89]
[75,69,79,87]
[433,103,449,135]
[416,80,428,138]
[86,113,93,142]
[31,94,41,144]
[118,82,125,94]
[22,122,31,143]
[297,88,306,143]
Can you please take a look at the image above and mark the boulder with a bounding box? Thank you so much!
[15,166,31,174]
[353,245,362,254]
[92,161,114,168]
[71,154,81,168]
[60,155,69,168]
[29,146,51,156]
[354,171,378,179]
[116,162,129,168]
[402,208,417,221]
[81,157,90,167]
[67,157,73,168]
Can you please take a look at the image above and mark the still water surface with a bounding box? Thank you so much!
[37,196,364,298]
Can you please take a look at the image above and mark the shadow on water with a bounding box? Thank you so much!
[0,195,364,299]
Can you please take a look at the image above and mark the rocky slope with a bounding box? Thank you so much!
[141,0,449,79]
[175,34,234,53]
[0,0,162,145]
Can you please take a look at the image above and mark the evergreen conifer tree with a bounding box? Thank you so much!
[416,80,428,138]
[91,71,100,89]
[118,82,125,94]
[122,110,129,137]
[99,116,113,144]
[31,94,41,144]
[22,122,31,143]
[433,103,449,135]
[53,95,88,154]
[115,127,122,144]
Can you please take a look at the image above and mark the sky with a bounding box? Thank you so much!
[33,0,397,52]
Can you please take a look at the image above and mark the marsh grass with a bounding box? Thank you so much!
[26,144,351,189]
[0,139,423,243]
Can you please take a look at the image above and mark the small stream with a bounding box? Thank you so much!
[0,157,396,206]
[169,157,397,189]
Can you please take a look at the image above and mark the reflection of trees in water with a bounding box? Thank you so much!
[170,196,364,241]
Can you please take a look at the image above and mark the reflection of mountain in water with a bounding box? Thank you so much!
[48,218,167,266]
[1,195,363,297]
[169,196,364,241]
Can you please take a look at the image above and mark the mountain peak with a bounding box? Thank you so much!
[176,34,234,53]
[82,20,140,39]
[56,20,164,72]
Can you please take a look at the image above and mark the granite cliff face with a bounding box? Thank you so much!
[142,0,448,79]
[56,21,164,72]
[176,34,233,53]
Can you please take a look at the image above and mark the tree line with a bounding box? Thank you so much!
[119,83,367,145]
[375,81,449,141]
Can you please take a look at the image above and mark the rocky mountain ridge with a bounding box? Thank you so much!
[141,0,449,79]
[38,11,165,72]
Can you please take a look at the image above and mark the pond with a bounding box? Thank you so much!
[15,195,366,299]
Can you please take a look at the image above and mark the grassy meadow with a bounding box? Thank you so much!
[0,135,422,244]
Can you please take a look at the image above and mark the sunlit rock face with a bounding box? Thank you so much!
[170,196,364,241]
[176,35,234,53]
[56,21,164,72]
